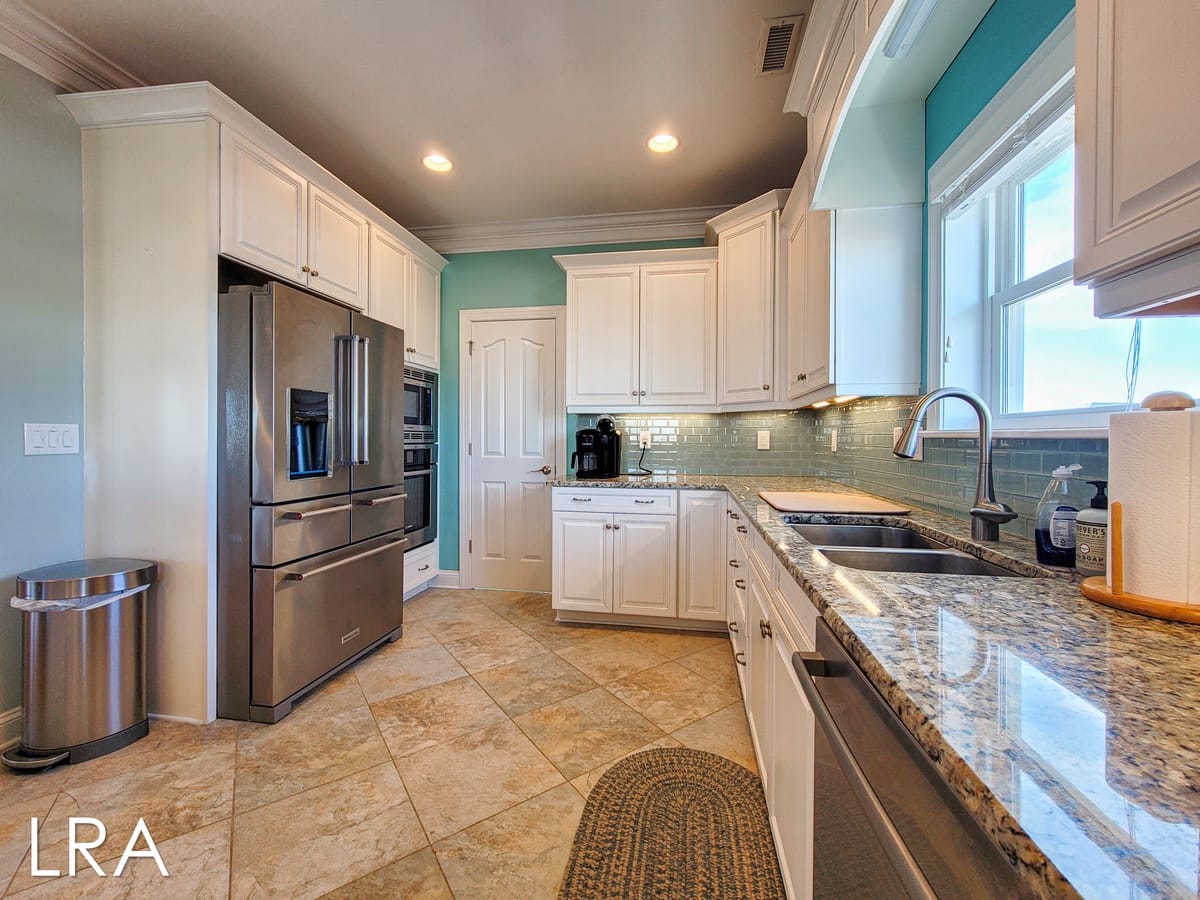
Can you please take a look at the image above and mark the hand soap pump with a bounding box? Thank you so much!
[1035,464,1084,567]
[1075,480,1109,578]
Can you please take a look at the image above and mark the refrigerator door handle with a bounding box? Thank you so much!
[283,536,407,581]
[335,335,355,468]
[356,336,370,465]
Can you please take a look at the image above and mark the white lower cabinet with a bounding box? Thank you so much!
[403,539,439,598]
[680,491,728,621]
[552,512,614,613]
[746,569,774,783]
[612,514,678,617]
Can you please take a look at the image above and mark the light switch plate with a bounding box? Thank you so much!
[830,428,838,453]
[25,423,79,455]
[757,430,770,450]
[893,426,923,460]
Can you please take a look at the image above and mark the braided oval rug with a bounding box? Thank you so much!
[559,747,786,899]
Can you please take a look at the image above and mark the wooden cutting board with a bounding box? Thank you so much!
[757,491,911,515]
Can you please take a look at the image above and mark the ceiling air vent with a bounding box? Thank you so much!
[756,14,805,76]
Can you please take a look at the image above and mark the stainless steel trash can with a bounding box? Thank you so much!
[2,558,158,771]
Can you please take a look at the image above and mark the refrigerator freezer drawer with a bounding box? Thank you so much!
[352,486,407,543]
[251,496,353,567]
[251,534,405,708]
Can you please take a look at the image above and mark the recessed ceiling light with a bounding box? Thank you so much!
[647,133,679,153]
[422,154,453,173]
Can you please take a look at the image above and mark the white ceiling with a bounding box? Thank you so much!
[26,0,811,230]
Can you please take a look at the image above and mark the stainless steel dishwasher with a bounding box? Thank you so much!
[793,618,1033,898]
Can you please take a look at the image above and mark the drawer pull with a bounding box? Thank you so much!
[735,578,746,589]
[572,497,593,502]
[417,564,430,572]
[737,525,748,533]
[728,559,740,568]
[284,538,406,581]
[280,503,353,521]
[634,499,654,504]
[759,619,773,639]
[734,652,747,667]
[730,512,741,520]
[728,621,739,633]
[356,493,407,507]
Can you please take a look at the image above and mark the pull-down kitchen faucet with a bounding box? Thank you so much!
[893,387,1017,542]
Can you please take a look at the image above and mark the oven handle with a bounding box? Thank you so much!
[404,468,434,477]
[792,651,938,900]
[356,493,407,507]
[283,537,407,581]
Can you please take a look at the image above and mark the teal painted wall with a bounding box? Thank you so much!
[438,239,702,571]
[925,0,1075,167]
[0,57,85,741]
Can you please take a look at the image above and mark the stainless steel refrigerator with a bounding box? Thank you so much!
[217,281,407,722]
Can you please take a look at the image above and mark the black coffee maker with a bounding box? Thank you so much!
[571,416,620,479]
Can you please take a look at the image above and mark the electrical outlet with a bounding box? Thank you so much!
[757,430,770,450]
[893,426,923,460]
[830,428,838,453]
[24,423,79,455]
[639,430,652,449]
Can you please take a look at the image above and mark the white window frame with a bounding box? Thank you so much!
[924,12,1109,435]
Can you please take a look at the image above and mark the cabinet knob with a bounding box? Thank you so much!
[613,524,621,530]
[631,391,638,396]
[604,523,612,530]
[800,373,808,381]
[639,390,646,396]
[301,265,311,274]
[310,269,319,277]
[762,384,770,391]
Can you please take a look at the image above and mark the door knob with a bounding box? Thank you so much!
[529,465,552,475]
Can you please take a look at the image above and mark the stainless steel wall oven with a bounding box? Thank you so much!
[403,441,437,551]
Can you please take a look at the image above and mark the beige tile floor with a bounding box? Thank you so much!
[0,588,756,898]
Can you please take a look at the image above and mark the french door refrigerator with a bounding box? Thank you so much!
[217,281,407,722]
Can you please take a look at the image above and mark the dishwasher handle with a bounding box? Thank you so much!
[793,651,938,900]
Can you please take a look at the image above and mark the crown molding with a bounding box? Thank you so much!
[409,205,733,255]
[0,0,143,91]
[553,246,717,271]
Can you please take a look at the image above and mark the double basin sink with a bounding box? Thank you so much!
[789,522,1021,578]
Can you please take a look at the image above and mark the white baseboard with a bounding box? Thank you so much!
[0,706,20,750]
[432,571,460,589]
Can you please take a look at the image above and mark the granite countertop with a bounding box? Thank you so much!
[555,475,1200,898]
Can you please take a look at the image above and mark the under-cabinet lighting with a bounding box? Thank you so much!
[422,154,453,172]
[833,395,860,404]
[882,0,938,59]
[647,133,680,153]
[811,400,832,409]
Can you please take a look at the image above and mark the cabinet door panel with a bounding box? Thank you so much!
[802,208,832,390]
[567,269,639,405]
[408,256,440,369]
[552,513,612,612]
[785,212,808,401]
[220,125,306,281]
[308,185,368,309]
[1077,0,1200,283]
[770,626,815,899]
[612,514,677,617]
[719,213,775,403]
[640,263,717,405]
[679,491,726,621]
[368,226,409,330]
[746,573,773,784]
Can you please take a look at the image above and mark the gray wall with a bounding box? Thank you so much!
[0,56,85,744]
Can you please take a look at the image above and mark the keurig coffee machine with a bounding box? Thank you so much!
[571,416,620,478]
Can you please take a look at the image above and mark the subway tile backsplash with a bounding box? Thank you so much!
[571,396,1109,542]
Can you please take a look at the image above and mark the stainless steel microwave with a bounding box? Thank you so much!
[403,367,437,441]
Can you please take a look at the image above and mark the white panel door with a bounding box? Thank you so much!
[408,256,440,369]
[679,491,727,621]
[746,572,773,783]
[611,513,677,617]
[566,268,640,405]
[468,317,558,590]
[219,125,306,281]
[640,262,717,405]
[308,185,368,309]
[367,225,410,330]
[552,512,612,612]
[1077,0,1200,284]
[770,626,815,899]
[802,208,832,391]
[719,212,776,403]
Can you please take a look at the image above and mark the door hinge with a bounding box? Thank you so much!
[469,539,473,553]
[468,340,474,355]
[468,442,472,456]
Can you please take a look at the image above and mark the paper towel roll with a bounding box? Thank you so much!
[1108,408,1200,604]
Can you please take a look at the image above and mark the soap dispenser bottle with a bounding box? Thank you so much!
[1035,464,1084,567]
[1075,480,1109,578]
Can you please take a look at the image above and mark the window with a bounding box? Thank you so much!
[929,29,1200,431]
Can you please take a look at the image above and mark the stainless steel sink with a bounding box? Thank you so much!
[816,548,1020,577]
[790,523,949,551]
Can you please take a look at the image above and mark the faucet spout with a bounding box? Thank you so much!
[893,388,1017,541]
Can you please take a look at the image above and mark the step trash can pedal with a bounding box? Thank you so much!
[2,558,158,772]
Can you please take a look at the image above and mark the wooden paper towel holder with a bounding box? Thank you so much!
[1080,501,1200,623]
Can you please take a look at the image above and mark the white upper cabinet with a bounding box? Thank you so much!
[1077,0,1200,316]
[639,262,717,405]
[559,248,718,410]
[800,201,833,394]
[715,205,778,404]
[408,255,441,369]
[307,185,368,309]
[566,266,640,406]
[368,225,410,331]
[220,127,306,281]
